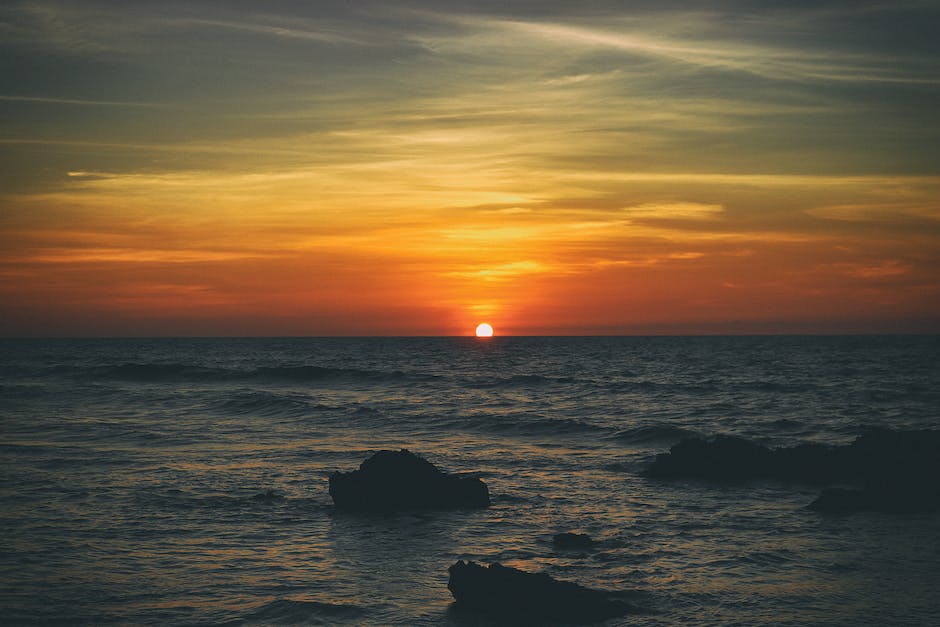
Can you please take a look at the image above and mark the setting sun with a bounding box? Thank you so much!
[475,323,494,337]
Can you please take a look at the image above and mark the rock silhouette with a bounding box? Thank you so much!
[643,435,847,483]
[328,449,490,512]
[810,428,940,513]
[645,428,940,514]
[552,532,596,550]
[447,560,631,624]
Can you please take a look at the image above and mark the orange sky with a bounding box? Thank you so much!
[1,2,939,335]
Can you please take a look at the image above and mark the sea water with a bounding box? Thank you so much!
[1,336,938,625]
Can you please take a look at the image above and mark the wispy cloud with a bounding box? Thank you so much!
[623,202,725,221]
[0,95,171,107]
[25,247,280,264]
[161,17,367,46]
[417,9,940,85]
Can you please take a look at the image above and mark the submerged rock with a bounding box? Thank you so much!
[447,560,632,624]
[328,449,489,512]
[552,532,596,550]
[645,428,940,514]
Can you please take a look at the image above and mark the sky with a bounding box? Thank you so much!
[1,0,939,336]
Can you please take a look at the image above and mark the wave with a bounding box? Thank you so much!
[211,390,327,418]
[86,363,235,381]
[737,549,797,566]
[609,424,698,445]
[240,599,364,624]
[447,413,608,437]
[251,365,436,383]
[136,488,325,513]
[57,362,438,384]
[770,418,804,429]
[467,373,579,388]
[0,384,49,408]
[432,413,697,446]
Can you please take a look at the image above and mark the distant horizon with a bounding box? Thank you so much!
[4,331,939,340]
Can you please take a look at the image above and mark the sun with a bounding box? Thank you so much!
[475,323,494,337]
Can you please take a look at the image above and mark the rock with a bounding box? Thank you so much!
[251,489,283,502]
[328,449,490,512]
[808,487,869,513]
[849,427,940,486]
[768,442,849,484]
[552,532,596,550]
[447,560,632,624]
[643,435,779,481]
[808,485,940,514]
[807,428,940,513]
[644,434,868,484]
[645,428,940,514]
[644,436,855,484]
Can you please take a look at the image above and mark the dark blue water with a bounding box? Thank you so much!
[1,336,938,625]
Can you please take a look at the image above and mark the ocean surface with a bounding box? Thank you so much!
[1,336,938,626]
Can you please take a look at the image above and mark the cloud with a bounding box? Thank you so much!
[419,8,940,85]
[623,202,725,221]
[25,247,281,265]
[161,17,367,46]
[842,261,912,279]
[806,202,940,223]
[0,95,170,107]
[444,260,549,281]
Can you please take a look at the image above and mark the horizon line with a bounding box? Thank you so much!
[2,332,938,340]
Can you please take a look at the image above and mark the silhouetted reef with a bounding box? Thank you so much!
[645,428,940,513]
[250,489,284,502]
[644,435,846,483]
[447,560,633,624]
[553,532,597,550]
[328,449,490,512]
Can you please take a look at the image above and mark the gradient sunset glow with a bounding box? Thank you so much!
[1,1,938,336]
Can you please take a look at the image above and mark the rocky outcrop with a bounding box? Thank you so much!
[644,428,940,514]
[643,435,847,483]
[809,428,940,513]
[552,532,596,550]
[328,449,490,512]
[447,561,632,624]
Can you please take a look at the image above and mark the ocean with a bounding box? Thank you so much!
[1,336,938,625]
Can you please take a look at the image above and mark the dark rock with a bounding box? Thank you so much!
[849,427,940,486]
[552,532,596,550]
[328,449,489,512]
[810,484,940,514]
[807,428,940,513]
[808,487,869,513]
[769,442,849,484]
[251,489,283,502]
[645,428,940,514]
[447,560,632,624]
[643,435,779,481]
